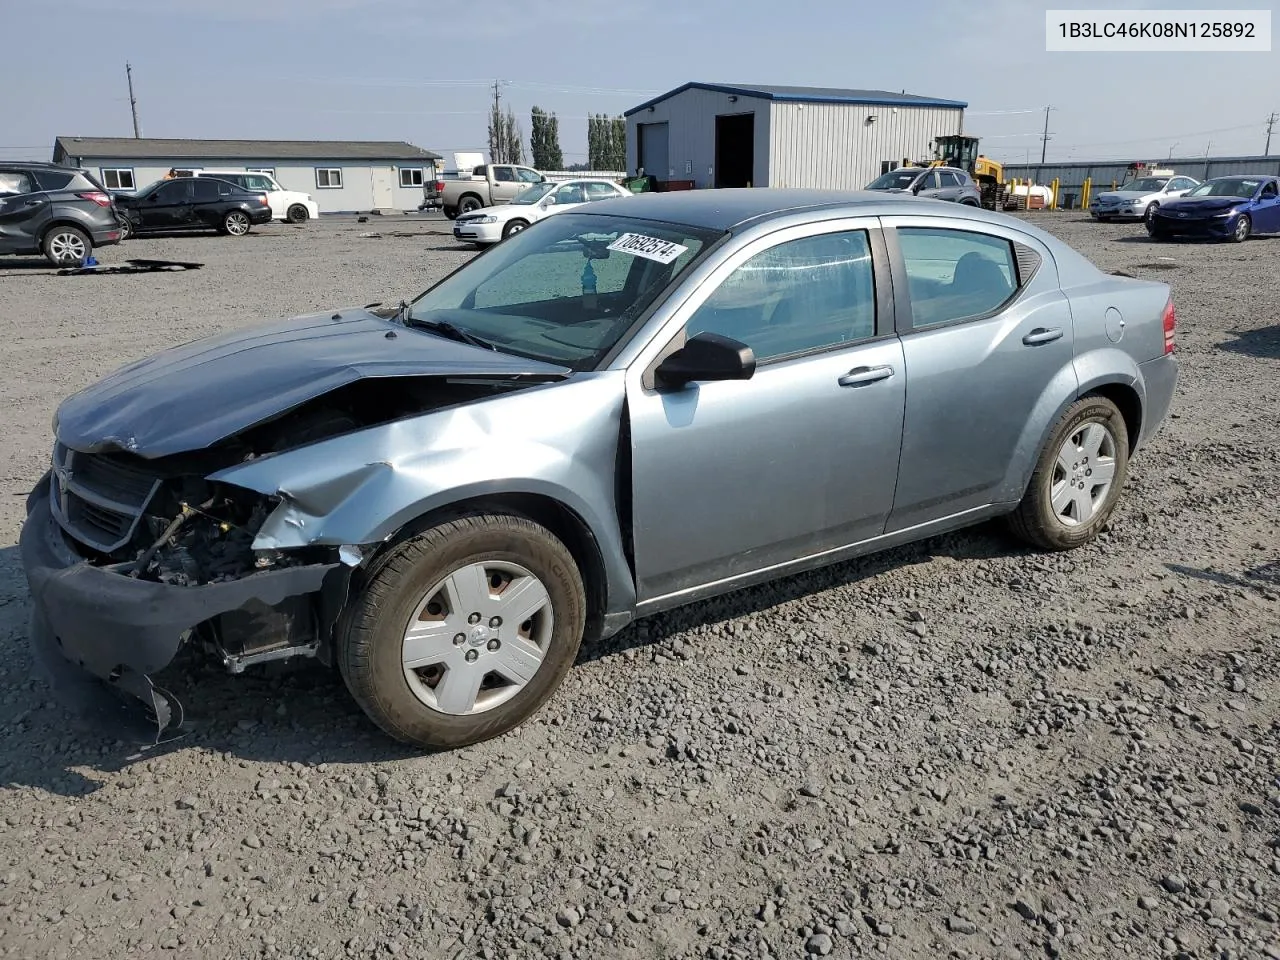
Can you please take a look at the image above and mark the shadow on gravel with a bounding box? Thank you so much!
[582,522,1031,664]
[1217,324,1280,360]
[0,259,59,273]
[1,524,1032,794]
[1166,561,1280,592]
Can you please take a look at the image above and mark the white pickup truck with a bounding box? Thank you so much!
[441,163,546,219]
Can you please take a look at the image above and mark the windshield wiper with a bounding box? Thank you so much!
[403,310,496,351]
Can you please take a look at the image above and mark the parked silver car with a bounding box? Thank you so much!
[21,190,1179,749]
[1089,175,1199,222]
[865,166,983,205]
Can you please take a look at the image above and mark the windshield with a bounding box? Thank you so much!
[867,170,920,190]
[1120,178,1168,192]
[511,182,556,205]
[1187,178,1260,198]
[406,212,723,370]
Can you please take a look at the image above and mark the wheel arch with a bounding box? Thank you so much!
[40,219,93,246]
[358,492,612,645]
[1080,380,1142,454]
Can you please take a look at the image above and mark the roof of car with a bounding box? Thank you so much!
[576,188,994,231]
[0,160,83,170]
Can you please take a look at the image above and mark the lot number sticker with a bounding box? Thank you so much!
[607,233,689,264]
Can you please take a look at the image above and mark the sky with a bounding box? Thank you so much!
[2,0,1276,168]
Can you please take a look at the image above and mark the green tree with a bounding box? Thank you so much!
[530,106,563,170]
[486,82,524,164]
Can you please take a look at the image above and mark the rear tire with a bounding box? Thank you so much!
[43,226,91,266]
[459,195,483,215]
[337,513,587,750]
[286,204,309,224]
[222,210,251,236]
[1006,396,1130,552]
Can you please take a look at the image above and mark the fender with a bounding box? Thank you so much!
[1002,346,1145,502]
[211,373,637,618]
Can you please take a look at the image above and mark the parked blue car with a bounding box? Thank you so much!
[1147,175,1280,242]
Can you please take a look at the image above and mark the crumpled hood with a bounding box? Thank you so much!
[54,308,570,458]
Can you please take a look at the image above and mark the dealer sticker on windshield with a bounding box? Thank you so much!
[606,232,689,264]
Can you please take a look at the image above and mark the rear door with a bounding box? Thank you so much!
[192,178,224,227]
[936,170,964,201]
[0,168,52,253]
[882,216,1074,531]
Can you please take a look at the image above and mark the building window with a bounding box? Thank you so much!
[316,168,343,188]
[247,167,276,177]
[101,168,136,190]
[399,167,424,188]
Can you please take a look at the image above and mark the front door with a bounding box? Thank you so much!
[1252,180,1280,232]
[883,217,1076,531]
[371,166,394,208]
[626,220,906,603]
[143,179,195,228]
[0,169,50,253]
[489,166,522,203]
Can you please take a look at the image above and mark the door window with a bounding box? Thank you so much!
[685,230,877,363]
[193,179,222,202]
[0,172,33,196]
[155,180,194,203]
[552,183,586,204]
[916,171,940,190]
[897,227,1018,328]
[938,171,962,187]
[583,182,620,201]
[244,175,275,191]
[517,167,543,183]
[493,167,517,182]
[1260,181,1278,199]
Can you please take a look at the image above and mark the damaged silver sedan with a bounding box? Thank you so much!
[21,190,1178,748]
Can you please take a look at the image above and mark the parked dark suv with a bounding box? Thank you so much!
[865,165,983,205]
[0,162,122,265]
[115,176,273,238]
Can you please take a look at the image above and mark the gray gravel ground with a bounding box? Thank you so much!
[1,212,1278,960]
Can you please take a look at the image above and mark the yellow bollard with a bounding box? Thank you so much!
[1082,177,1092,209]
[1051,178,1060,210]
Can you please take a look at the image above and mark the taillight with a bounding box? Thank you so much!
[1162,298,1176,354]
[435,181,444,192]
[77,191,112,207]
[260,195,269,204]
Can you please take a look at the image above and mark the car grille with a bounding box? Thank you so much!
[49,441,163,554]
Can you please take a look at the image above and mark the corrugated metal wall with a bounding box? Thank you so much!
[626,88,772,188]
[1002,155,1280,191]
[768,103,964,189]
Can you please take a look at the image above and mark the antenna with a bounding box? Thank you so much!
[126,62,141,138]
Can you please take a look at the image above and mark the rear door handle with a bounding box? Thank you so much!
[1022,327,1064,346]
[838,365,895,387]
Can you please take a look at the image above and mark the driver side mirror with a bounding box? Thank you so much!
[654,332,756,389]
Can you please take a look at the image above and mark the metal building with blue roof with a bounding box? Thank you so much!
[624,81,968,192]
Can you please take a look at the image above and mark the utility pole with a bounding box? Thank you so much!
[126,62,141,138]
[1035,105,1053,184]
[1266,112,1277,156]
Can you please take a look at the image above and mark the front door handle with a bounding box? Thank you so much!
[1022,327,1064,346]
[838,365,895,387]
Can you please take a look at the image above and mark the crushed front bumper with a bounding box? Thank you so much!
[19,475,339,742]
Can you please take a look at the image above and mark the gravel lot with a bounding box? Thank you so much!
[1,212,1278,960]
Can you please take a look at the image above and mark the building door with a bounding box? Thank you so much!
[714,113,755,188]
[637,122,669,178]
[370,166,394,208]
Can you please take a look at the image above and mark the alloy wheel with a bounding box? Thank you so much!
[48,231,87,263]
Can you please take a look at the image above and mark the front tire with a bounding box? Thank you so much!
[286,204,309,224]
[43,226,90,266]
[222,210,251,236]
[338,513,587,749]
[1144,202,1159,224]
[117,216,133,241]
[1231,214,1251,243]
[502,218,529,239]
[443,206,458,220]
[1006,396,1130,552]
